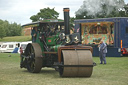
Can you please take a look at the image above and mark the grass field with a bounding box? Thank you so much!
[0,36,31,42]
[0,53,128,85]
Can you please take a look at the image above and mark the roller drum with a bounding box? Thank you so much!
[60,50,93,77]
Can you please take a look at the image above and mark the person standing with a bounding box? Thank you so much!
[31,27,37,42]
[98,40,107,64]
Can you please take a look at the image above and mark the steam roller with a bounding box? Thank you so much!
[20,8,95,77]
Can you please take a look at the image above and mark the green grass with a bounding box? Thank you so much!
[0,36,31,42]
[0,53,128,85]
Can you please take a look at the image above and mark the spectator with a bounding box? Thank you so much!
[98,40,107,64]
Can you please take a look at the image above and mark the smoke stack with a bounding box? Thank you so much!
[63,8,70,35]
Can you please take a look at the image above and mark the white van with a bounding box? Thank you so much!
[0,42,20,53]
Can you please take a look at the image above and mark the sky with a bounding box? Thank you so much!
[0,0,128,25]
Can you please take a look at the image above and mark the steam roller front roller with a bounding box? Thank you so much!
[59,50,93,77]
[25,43,42,73]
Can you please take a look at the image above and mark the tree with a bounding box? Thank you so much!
[0,19,22,37]
[8,23,22,36]
[29,15,40,22]
[0,25,6,39]
[75,0,125,19]
[70,17,75,25]
[30,7,59,22]
[120,4,128,17]
[3,20,9,36]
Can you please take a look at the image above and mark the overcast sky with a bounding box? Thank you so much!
[0,0,128,25]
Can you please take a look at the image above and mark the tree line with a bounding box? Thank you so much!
[30,0,128,26]
[0,19,22,39]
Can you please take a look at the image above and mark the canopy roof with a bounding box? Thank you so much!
[22,19,64,28]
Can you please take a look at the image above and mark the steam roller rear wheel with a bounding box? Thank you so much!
[59,50,93,77]
[26,43,42,73]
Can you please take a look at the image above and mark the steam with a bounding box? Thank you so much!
[76,0,125,16]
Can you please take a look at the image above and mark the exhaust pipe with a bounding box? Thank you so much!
[63,8,70,35]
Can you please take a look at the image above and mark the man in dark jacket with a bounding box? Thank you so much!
[31,27,37,42]
[98,40,107,64]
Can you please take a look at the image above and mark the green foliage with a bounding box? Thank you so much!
[75,0,128,19]
[70,17,76,28]
[0,19,22,38]
[30,7,59,22]
[0,25,6,39]
[7,23,22,36]
[30,15,40,22]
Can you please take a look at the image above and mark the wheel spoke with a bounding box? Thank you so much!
[25,43,42,73]
[27,45,36,72]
